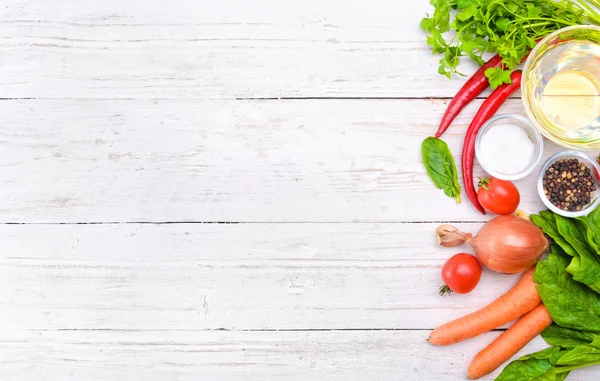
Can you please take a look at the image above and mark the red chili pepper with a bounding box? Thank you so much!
[435,54,503,138]
[435,47,538,139]
[462,70,523,215]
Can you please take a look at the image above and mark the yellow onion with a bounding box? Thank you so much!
[436,215,548,274]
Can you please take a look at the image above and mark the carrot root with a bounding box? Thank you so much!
[428,266,540,346]
[467,303,552,379]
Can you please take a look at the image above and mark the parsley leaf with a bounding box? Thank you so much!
[485,67,512,88]
[420,0,600,87]
[456,4,477,21]
[495,17,510,31]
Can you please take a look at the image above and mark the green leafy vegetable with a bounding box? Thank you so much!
[540,210,557,224]
[498,209,600,380]
[555,338,600,367]
[421,137,461,203]
[530,214,578,258]
[555,215,594,260]
[554,215,600,293]
[534,246,600,333]
[485,67,513,88]
[496,347,570,381]
[421,0,600,87]
[531,210,600,294]
[542,325,596,349]
[578,208,600,252]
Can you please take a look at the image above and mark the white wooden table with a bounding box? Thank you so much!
[1,1,598,380]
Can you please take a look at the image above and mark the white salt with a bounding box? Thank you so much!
[480,124,535,175]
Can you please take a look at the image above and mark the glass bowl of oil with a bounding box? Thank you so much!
[522,25,600,150]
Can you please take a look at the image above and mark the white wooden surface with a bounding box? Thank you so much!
[1,0,598,380]
[1,98,553,223]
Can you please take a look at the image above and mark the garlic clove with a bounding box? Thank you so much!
[436,224,468,247]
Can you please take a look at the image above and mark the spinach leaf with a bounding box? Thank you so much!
[578,208,600,253]
[554,215,600,293]
[533,210,600,293]
[534,246,600,333]
[555,339,600,367]
[578,218,600,254]
[540,210,556,224]
[421,137,461,203]
[497,340,600,381]
[531,213,577,258]
[496,347,569,381]
[550,371,570,381]
[555,215,595,259]
[499,212,600,381]
[542,325,595,349]
[564,256,600,295]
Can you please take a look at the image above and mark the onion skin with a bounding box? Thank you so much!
[436,216,548,274]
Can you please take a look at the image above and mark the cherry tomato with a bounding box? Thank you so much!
[477,177,520,215]
[440,253,482,295]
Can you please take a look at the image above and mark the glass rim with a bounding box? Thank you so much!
[521,25,600,151]
[537,150,600,217]
[474,113,544,181]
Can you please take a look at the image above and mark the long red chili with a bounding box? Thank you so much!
[435,54,503,138]
[435,45,539,139]
[462,70,523,215]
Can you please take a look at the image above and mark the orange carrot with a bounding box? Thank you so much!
[429,267,540,346]
[467,303,552,379]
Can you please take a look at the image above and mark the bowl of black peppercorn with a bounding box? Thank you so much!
[538,151,600,217]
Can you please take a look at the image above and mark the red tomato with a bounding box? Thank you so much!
[477,177,520,215]
[440,253,482,295]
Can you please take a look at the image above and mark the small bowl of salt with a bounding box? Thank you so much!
[475,114,544,181]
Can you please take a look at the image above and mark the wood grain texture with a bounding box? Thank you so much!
[1,98,567,223]
[0,0,486,99]
[5,1,600,379]
[0,222,532,331]
[1,330,598,381]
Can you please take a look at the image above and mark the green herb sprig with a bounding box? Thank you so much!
[421,0,600,87]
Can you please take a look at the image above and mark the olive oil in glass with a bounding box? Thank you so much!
[524,36,600,148]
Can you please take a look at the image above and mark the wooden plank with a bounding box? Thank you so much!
[0,98,560,223]
[0,0,487,99]
[1,222,539,330]
[0,330,598,380]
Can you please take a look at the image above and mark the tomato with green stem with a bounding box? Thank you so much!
[477,177,520,215]
[440,253,482,295]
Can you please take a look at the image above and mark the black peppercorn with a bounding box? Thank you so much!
[543,158,596,212]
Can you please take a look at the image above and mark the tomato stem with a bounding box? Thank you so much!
[478,177,491,191]
[439,285,453,296]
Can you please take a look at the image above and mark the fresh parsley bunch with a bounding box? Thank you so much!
[421,0,600,87]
